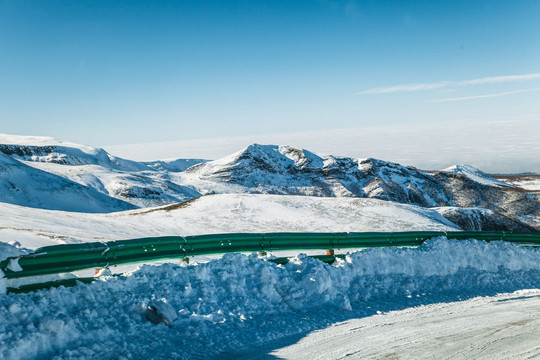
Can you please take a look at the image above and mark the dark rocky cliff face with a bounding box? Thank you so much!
[0,144,59,158]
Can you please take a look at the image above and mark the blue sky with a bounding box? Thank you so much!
[1,0,539,148]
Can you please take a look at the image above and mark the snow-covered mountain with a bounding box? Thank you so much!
[433,207,536,232]
[182,144,539,230]
[0,135,205,210]
[182,144,451,206]
[0,135,538,231]
[0,152,134,213]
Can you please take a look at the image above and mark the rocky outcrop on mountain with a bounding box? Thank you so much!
[430,169,540,228]
[143,158,208,172]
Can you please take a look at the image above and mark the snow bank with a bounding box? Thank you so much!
[0,241,30,261]
[1,238,539,359]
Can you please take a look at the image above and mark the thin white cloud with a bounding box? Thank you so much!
[358,82,449,94]
[430,88,540,103]
[458,73,540,86]
[358,72,540,95]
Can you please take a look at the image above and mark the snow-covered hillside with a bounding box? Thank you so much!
[0,152,134,213]
[0,194,460,249]
[441,164,511,188]
[0,134,205,210]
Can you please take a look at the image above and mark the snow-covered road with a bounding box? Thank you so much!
[248,290,540,360]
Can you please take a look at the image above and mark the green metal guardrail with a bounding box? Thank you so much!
[1,231,539,293]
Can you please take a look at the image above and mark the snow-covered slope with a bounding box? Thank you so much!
[0,152,134,213]
[441,164,511,188]
[0,134,205,209]
[0,135,147,171]
[0,194,460,249]
[23,161,202,208]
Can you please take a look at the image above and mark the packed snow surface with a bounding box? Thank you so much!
[1,238,539,359]
[252,289,540,360]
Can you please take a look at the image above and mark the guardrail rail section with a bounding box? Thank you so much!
[1,231,539,293]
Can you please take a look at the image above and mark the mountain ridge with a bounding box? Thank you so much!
[0,136,538,231]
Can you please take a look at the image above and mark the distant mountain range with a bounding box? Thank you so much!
[0,135,538,232]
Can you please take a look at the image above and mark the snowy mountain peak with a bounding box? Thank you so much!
[186,144,324,176]
[442,164,511,188]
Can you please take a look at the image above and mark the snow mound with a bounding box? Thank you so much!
[1,238,539,359]
[0,241,30,261]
